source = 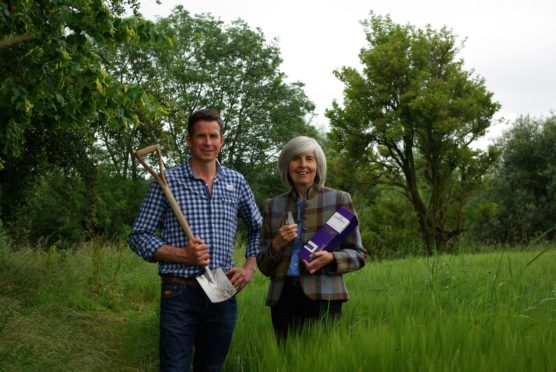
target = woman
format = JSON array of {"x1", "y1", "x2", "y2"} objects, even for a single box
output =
[{"x1": 257, "y1": 136, "x2": 367, "y2": 340}]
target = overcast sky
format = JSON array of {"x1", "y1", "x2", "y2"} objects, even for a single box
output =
[{"x1": 139, "y1": 0, "x2": 556, "y2": 144}]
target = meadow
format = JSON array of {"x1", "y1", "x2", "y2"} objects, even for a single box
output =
[{"x1": 1, "y1": 240, "x2": 555, "y2": 371}]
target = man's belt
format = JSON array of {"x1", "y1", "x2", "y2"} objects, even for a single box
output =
[{"x1": 161, "y1": 274, "x2": 200, "y2": 286}]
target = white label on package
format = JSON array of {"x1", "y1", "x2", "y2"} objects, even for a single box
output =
[
  {"x1": 327, "y1": 212, "x2": 350, "y2": 233},
  {"x1": 304, "y1": 240, "x2": 319, "y2": 253}
]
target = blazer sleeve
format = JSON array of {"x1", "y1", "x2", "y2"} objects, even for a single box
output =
[{"x1": 256, "y1": 198, "x2": 283, "y2": 277}]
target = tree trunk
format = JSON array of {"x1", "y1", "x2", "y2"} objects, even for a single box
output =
[{"x1": 401, "y1": 137, "x2": 436, "y2": 255}]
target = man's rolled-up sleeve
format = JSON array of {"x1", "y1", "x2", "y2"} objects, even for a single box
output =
[
  {"x1": 128, "y1": 181, "x2": 167, "y2": 262},
  {"x1": 238, "y1": 178, "x2": 262, "y2": 258}
]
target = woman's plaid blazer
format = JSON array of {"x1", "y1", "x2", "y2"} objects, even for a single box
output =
[{"x1": 257, "y1": 186, "x2": 367, "y2": 306}]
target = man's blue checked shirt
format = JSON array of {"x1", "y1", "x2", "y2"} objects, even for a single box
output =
[{"x1": 128, "y1": 159, "x2": 262, "y2": 277}]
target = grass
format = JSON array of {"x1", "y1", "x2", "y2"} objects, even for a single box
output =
[{"x1": 1, "y1": 240, "x2": 555, "y2": 371}]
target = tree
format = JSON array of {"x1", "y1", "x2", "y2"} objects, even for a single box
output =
[
  {"x1": 327, "y1": 14, "x2": 500, "y2": 254},
  {"x1": 96, "y1": 16, "x2": 172, "y2": 180},
  {"x1": 0, "y1": 0, "x2": 162, "y2": 239},
  {"x1": 99, "y1": 6, "x2": 318, "y2": 195},
  {"x1": 151, "y1": 7, "x2": 317, "y2": 176},
  {"x1": 325, "y1": 137, "x2": 422, "y2": 259},
  {"x1": 471, "y1": 114, "x2": 556, "y2": 243},
  {"x1": 0, "y1": 0, "x2": 161, "y2": 166}
]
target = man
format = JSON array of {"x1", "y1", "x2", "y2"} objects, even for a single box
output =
[{"x1": 128, "y1": 109, "x2": 262, "y2": 371}]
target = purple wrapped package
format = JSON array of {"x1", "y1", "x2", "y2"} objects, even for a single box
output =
[{"x1": 298, "y1": 207, "x2": 358, "y2": 262}]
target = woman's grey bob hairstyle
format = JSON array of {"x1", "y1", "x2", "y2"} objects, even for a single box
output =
[{"x1": 278, "y1": 136, "x2": 327, "y2": 189}]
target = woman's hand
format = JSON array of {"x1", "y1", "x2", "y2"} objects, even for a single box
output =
[
  {"x1": 271, "y1": 224, "x2": 297, "y2": 252},
  {"x1": 303, "y1": 251, "x2": 334, "y2": 274}
]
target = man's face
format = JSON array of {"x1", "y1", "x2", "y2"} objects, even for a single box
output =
[{"x1": 186, "y1": 120, "x2": 224, "y2": 162}]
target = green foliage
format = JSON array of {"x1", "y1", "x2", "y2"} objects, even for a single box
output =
[
  {"x1": 471, "y1": 114, "x2": 556, "y2": 243},
  {"x1": 25, "y1": 171, "x2": 88, "y2": 245},
  {"x1": 97, "y1": 15, "x2": 174, "y2": 181},
  {"x1": 1, "y1": 3, "x2": 317, "y2": 244},
  {"x1": 0, "y1": 219, "x2": 9, "y2": 251},
  {"x1": 355, "y1": 187, "x2": 424, "y2": 259},
  {"x1": 5, "y1": 167, "x2": 148, "y2": 247},
  {"x1": 325, "y1": 137, "x2": 422, "y2": 258},
  {"x1": 92, "y1": 5, "x2": 320, "y2": 217},
  {"x1": 94, "y1": 168, "x2": 149, "y2": 240},
  {"x1": 327, "y1": 13, "x2": 500, "y2": 254},
  {"x1": 121, "y1": 7, "x2": 317, "y2": 174},
  {"x1": 0, "y1": 0, "x2": 161, "y2": 167},
  {"x1": 0, "y1": 0, "x2": 165, "y2": 243}
]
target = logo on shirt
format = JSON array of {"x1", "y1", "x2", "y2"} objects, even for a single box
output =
[{"x1": 226, "y1": 184, "x2": 234, "y2": 192}]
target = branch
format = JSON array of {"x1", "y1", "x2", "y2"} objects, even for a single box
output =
[
  {"x1": 361, "y1": 161, "x2": 408, "y2": 191},
  {"x1": 382, "y1": 137, "x2": 405, "y2": 169},
  {"x1": 0, "y1": 33, "x2": 35, "y2": 50}
]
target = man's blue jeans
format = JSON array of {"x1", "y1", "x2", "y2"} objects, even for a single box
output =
[{"x1": 159, "y1": 281, "x2": 237, "y2": 372}]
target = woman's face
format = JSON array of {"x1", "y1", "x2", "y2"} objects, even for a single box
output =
[{"x1": 288, "y1": 153, "x2": 317, "y2": 191}]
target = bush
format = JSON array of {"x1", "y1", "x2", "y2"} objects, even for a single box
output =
[
  {"x1": 470, "y1": 114, "x2": 556, "y2": 243},
  {"x1": 354, "y1": 188, "x2": 424, "y2": 259}
]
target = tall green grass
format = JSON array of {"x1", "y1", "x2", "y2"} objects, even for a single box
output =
[
  {"x1": 228, "y1": 248, "x2": 556, "y2": 371},
  {"x1": 0, "y1": 240, "x2": 160, "y2": 371},
  {"x1": 1, "y1": 241, "x2": 555, "y2": 371}
]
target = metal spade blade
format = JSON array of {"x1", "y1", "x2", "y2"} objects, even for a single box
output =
[{"x1": 196, "y1": 266, "x2": 237, "y2": 303}]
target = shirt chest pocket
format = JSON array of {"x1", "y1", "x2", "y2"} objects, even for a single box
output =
[{"x1": 216, "y1": 194, "x2": 239, "y2": 223}]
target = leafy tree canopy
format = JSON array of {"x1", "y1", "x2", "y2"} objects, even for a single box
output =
[
  {"x1": 473, "y1": 114, "x2": 556, "y2": 243},
  {"x1": 327, "y1": 13, "x2": 500, "y2": 254},
  {"x1": 155, "y1": 7, "x2": 317, "y2": 173},
  {"x1": 101, "y1": 6, "x2": 317, "y2": 185},
  {"x1": 0, "y1": 0, "x2": 163, "y2": 169},
  {"x1": 0, "y1": 0, "x2": 165, "y2": 239},
  {"x1": 1, "y1": 3, "x2": 318, "y2": 245}
]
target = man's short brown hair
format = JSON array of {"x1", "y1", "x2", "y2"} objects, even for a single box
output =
[{"x1": 187, "y1": 109, "x2": 224, "y2": 136}]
